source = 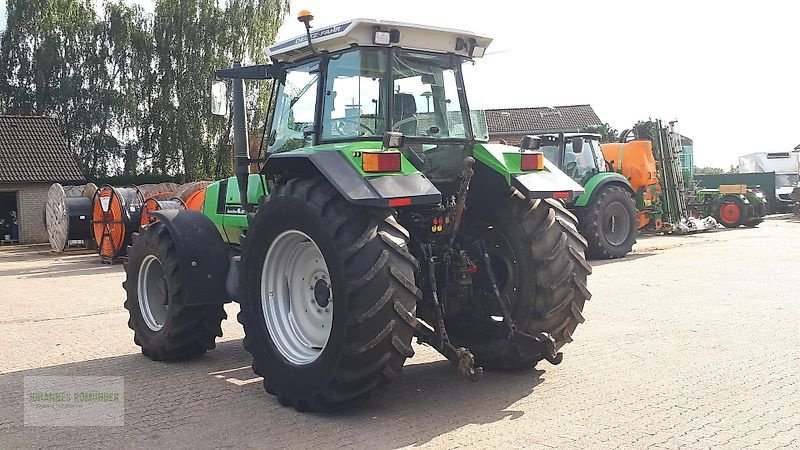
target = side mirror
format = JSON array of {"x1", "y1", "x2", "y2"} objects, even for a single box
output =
[
  {"x1": 211, "y1": 81, "x2": 228, "y2": 116},
  {"x1": 519, "y1": 135, "x2": 541, "y2": 151},
  {"x1": 382, "y1": 131, "x2": 405, "y2": 149},
  {"x1": 571, "y1": 137, "x2": 584, "y2": 153}
]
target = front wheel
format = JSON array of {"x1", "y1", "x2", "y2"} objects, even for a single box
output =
[{"x1": 238, "y1": 178, "x2": 420, "y2": 412}]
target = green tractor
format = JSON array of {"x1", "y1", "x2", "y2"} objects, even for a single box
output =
[
  {"x1": 692, "y1": 185, "x2": 767, "y2": 228},
  {"x1": 535, "y1": 133, "x2": 638, "y2": 259},
  {"x1": 123, "y1": 15, "x2": 591, "y2": 412}
]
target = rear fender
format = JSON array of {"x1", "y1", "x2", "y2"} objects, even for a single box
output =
[
  {"x1": 263, "y1": 151, "x2": 441, "y2": 207},
  {"x1": 573, "y1": 173, "x2": 635, "y2": 207},
  {"x1": 473, "y1": 143, "x2": 585, "y2": 200},
  {"x1": 150, "y1": 209, "x2": 232, "y2": 305}
]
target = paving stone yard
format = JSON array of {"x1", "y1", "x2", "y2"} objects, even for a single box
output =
[{"x1": 0, "y1": 215, "x2": 798, "y2": 448}]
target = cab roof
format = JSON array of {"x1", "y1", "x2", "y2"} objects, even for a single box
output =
[
  {"x1": 268, "y1": 18, "x2": 492, "y2": 63},
  {"x1": 536, "y1": 132, "x2": 602, "y2": 140}
]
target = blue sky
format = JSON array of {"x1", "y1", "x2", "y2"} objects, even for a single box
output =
[{"x1": 3, "y1": 0, "x2": 799, "y2": 167}]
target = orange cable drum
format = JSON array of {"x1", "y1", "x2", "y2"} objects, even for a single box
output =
[
  {"x1": 92, "y1": 186, "x2": 145, "y2": 259},
  {"x1": 140, "y1": 198, "x2": 184, "y2": 228},
  {"x1": 172, "y1": 181, "x2": 210, "y2": 212}
]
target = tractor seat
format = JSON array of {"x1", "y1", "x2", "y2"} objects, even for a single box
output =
[{"x1": 393, "y1": 93, "x2": 418, "y2": 136}]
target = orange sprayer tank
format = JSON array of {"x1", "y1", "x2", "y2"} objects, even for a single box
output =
[{"x1": 600, "y1": 140, "x2": 658, "y2": 192}]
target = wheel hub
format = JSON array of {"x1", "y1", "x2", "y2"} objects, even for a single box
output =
[
  {"x1": 137, "y1": 254, "x2": 169, "y2": 332},
  {"x1": 261, "y1": 230, "x2": 333, "y2": 365},
  {"x1": 313, "y1": 278, "x2": 331, "y2": 308},
  {"x1": 720, "y1": 203, "x2": 740, "y2": 224},
  {"x1": 602, "y1": 202, "x2": 631, "y2": 246}
]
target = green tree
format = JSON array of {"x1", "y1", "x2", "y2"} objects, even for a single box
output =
[
  {"x1": 694, "y1": 166, "x2": 725, "y2": 175},
  {"x1": 0, "y1": 0, "x2": 289, "y2": 180},
  {"x1": 583, "y1": 122, "x2": 619, "y2": 143}
]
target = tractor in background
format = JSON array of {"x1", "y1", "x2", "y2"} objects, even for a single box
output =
[
  {"x1": 123, "y1": 14, "x2": 591, "y2": 412},
  {"x1": 536, "y1": 133, "x2": 638, "y2": 260}
]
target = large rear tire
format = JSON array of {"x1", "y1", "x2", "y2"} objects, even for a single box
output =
[
  {"x1": 239, "y1": 178, "x2": 420, "y2": 412},
  {"x1": 579, "y1": 185, "x2": 638, "y2": 260},
  {"x1": 447, "y1": 192, "x2": 592, "y2": 370},
  {"x1": 123, "y1": 224, "x2": 226, "y2": 360},
  {"x1": 717, "y1": 197, "x2": 745, "y2": 228}
]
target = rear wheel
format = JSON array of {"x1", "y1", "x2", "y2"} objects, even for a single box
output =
[
  {"x1": 718, "y1": 197, "x2": 744, "y2": 228},
  {"x1": 123, "y1": 224, "x2": 226, "y2": 360},
  {"x1": 447, "y1": 192, "x2": 592, "y2": 370},
  {"x1": 239, "y1": 178, "x2": 419, "y2": 412},
  {"x1": 579, "y1": 185, "x2": 638, "y2": 259}
]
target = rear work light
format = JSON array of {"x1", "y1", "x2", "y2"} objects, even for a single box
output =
[
  {"x1": 520, "y1": 152, "x2": 544, "y2": 171},
  {"x1": 362, "y1": 152, "x2": 402, "y2": 173}
]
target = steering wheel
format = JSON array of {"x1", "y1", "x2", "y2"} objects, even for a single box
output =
[
  {"x1": 332, "y1": 118, "x2": 375, "y2": 136},
  {"x1": 564, "y1": 161, "x2": 578, "y2": 178},
  {"x1": 391, "y1": 116, "x2": 417, "y2": 132}
]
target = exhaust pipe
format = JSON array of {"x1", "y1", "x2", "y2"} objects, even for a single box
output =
[{"x1": 231, "y1": 62, "x2": 251, "y2": 213}]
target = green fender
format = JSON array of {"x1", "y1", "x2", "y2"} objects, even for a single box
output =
[
  {"x1": 473, "y1": 143, "x2": 585, "y2": 199},
  {"x1": 573, "y1": 172, "x2": 634, "y2": 207}
]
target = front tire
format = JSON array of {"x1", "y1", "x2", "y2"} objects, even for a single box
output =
[
  {"x1": 448, "y1": 192, "x2": 592, "y2": 370},
  {"x1": 579, "y1": 185, "x2": 638, "y2": 259},
  {"x1": 123, "y1": 224, "x2": 226, "y2": 360},
  {"x1": 239, "y1": 178, "x2": 420, "y2": 412}
]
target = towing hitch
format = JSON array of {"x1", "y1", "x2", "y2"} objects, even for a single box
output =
[{"x1": 510, "y1": 330, "x2": 563, "y2": 365}]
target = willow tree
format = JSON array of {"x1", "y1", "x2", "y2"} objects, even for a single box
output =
[
  {"x1": 0, "y1": 0, "x2": 289, "y2": 180},
  {"x1": 152, "y1": 0, "x2": 289, "y2": 180}
]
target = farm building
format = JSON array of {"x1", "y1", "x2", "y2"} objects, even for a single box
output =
[
  {"x1": 484, "y1": 104, "x2": 602, "y2": 145},
  {"x1": 0, "y1": 116, "x2": 85, "y2": 244}
]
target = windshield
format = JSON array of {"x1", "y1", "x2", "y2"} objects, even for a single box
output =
[
  {"x1": 537, "y1": 136, "x2": 600, "y2": 183},
  {"x1": 391, "y1": 51, "x2": 469, "y2": 139},
  {"x1": 776, "y1": 173, "x2": 799, "y2": 187}
]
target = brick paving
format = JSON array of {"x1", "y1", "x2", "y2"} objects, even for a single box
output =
[{"x1": 0, "y1": 216, "x2": 798, "y2": 448}]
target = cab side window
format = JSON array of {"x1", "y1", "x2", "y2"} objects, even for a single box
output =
[{"x1": 269, "y1": 61, "x2": 319, "y2": 153}]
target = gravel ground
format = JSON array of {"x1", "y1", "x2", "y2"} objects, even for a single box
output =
[{"x1": 0, "y1": 215, "x2": 798, "y2": 449}]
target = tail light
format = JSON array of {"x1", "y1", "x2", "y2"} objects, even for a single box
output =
[
  {"x1": 520, "y1": 152, "x2": 544, "y2": 171},
  {"x1": 362, "y1": 152, "x2": 402, "y2": 173},
  {"x1": 553, "y1": 191, "x2": 570, "y2": 199}
]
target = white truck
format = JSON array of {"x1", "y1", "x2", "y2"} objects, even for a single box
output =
[{"x1": 738, "y1": 151, "x2": 800, "y2": 211}]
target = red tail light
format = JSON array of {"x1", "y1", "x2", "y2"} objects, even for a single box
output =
[
  {"x1": 362, "y1": 152, "x2": 402, "y2": 173},
  {"x1": 520, "y1": 152, "x2": 544, "y2": 171},
  {"x1": 553, "y1": 191, "x2": 570, "y2": 199}
]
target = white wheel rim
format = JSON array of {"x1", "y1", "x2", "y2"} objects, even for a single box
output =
[
  {"x1": 138, "y1": 254, "x2": 169, "y2": 332},
  {"x1": 261, "y1": 230, "x2": 333, "y2": 365}
]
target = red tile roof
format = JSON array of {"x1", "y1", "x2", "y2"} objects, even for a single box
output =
[
  {"x1": 485, "y1": 105, "x2": 602, "y2": 134},
  {"x1": 0, "y1": 116, "x2": 85, "y2": 183}
]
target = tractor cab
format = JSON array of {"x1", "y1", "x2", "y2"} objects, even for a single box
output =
[
  {"x1": 215, "y1": 18, "x2": 493, "y2": 185},
  {"x1": 213, "y1": 17, "x2": 583, "y2": 202},
  {"x1": 536, "y1": 132, "x2": 606, "y2": 185}
]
